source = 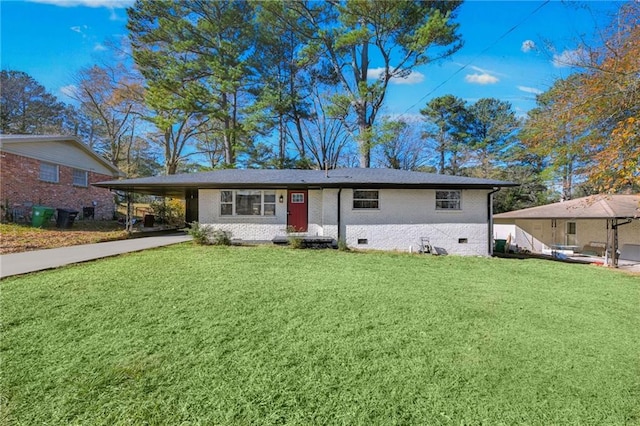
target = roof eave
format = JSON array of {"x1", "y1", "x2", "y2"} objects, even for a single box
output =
[{"x1": 93, "y1": 181, "x2": 518, "y2": 196}]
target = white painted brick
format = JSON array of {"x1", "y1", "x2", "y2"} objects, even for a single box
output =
[{"x1": 198, "y1": 187, "x2": 493, "y2": 255}]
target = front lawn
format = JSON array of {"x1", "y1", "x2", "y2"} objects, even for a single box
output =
[{"x1": 2, "y1": 246, "x2": 639, "y2": 425}]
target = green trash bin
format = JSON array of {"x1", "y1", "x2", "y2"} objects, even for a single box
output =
[
  {"x1": 32, "y1": 206, "x2": 55, "y2": 228},
  {"x1": 494, "y1": 239, "x2": 507, "y2": 253}
]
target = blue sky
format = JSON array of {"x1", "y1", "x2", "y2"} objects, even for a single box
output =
[{"x1": 0, "y1": 0, "x2": 624, "y2": 118}]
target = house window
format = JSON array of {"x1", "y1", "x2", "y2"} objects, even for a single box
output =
[
  {"x1": 436, "y1": 190, "x2": 461, "y2": 210},
  {"x1": 72, "y1": 169, "x2": 88, "y2": 187},
  {"x1": 39, "y1": 162, "x2": 59, "y2": 183},
  {"x1": 353, "y1": 190, "x2": 379, "y2": 209},
  {"x1": 220, "y1": 190, "x2": 276, "y2": 216},
  {"x1": 263, "y1": 192, "x2": 276, "y2": 216}
]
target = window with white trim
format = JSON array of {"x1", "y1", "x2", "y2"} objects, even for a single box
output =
[
  {"x1": 436, "y1": 190, "x2": 461, "y2": 210},
  {"x1": 353, "y1": 190, "x2": 379, "y2": 209},
  {"x1": 220, "y1": 190, "x2": 233, "y2": 215},
  {"x1": 72, "y1": 169, "x2": 88, "y2": 187},
  {"x1": 39, "y1": 162, "x2": 59, "y2": 183},
  {"x1": 220, "y1": 190, "x2": 276, "y2": 216}
]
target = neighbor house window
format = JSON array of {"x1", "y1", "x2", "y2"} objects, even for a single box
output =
[
  {"x1": 436, "y1": 190, "x2": 461, "y2": 210},
  {"x1": 72, "y1": 169, "x2": 88, "y2": 187},
  {"x1": 353, "y1": 190, "x2": 379, "y2": 209},
  {"x1": 39, "y1": 162, "x2": 59, "y2": 183},
  {"x1": 220, "y1": 190, "x2": 276, "y2": 216}
]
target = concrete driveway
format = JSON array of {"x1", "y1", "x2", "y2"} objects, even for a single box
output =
[{"x1": 0, "y1": 233, "x2": 192, "y2": 278}]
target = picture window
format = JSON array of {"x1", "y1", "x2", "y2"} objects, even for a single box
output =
[{"x1": 220, "y1": 190, "x2": 276, "y2": 216}]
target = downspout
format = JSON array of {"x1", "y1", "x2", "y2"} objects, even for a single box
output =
[
  {"x1": 487, "y1": 187, "x2": 500, "y2": 255},
  {"x1": 337, "y1": 188, "x2": 342, "y2": 243}
]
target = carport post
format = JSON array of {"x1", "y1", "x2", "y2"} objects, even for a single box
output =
[
  {"x1": 126, "y1": 192, "x2": 134, "y2": 234},
  {"x1": 610, "y1": 218, "x2": 634, "y2": 268}
]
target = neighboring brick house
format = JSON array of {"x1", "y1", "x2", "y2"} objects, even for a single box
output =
[
  {"x1": 1, "y1": 135, "x2": 124, "y2": 221},
  {"x1": 95, "y1": 168, "x2": 517, "y2": 255}
]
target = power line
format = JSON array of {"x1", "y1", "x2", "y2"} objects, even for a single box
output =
[{"x1": 399, "y1": 0, "x2": 551, "y2": 119}]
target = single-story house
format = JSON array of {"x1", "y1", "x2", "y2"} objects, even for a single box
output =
[
  {"x1": 95, "y1": 168, "x2": 517, "y2": 255},
  {"x1": 0, "y1": 134, "x2": 124, "y2": 221},
  {"x1": 494, "y1": 194, "x2": 640, "y2": 265}
]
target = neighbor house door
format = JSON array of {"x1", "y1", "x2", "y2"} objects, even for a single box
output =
[
  {"x1": 566, "y1": 221, "x2": 577, "y2": 246},
  {"x1": 287, "y1": 190, "x2": 308, "y2": 232}
]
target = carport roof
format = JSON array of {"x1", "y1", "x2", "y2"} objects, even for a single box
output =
[
  {"x1": 494, "y1": 194, "x2": 640, "y2": 220},
  {"x1": 93, "y1": 168, "x2": 518, "y2": 198}
]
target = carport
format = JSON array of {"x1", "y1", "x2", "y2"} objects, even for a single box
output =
[{"x1": 494, "y1": 194, "x2": 640, "y2": 267}]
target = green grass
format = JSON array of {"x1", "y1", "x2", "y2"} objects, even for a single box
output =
[{"x1": 2, "y1": 245, "x2": 639, "y2": 425}]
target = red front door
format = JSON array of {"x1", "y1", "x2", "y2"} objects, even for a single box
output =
[{"x1": 287, "y1": 190, "x2": 308, "y2": 232}]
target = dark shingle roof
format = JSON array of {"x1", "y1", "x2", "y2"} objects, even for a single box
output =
[{"x1": 94, "y1": 168, "x2": 518, "y2": 197}]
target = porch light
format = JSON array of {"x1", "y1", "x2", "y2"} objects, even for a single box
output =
[{"x1": 279, "y1": 195, "x2": 284, "y2": 203}]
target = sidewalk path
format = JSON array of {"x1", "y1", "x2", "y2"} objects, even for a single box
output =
[{"x1": 1, "y1": 233, "x2": 192, "y2": 278}]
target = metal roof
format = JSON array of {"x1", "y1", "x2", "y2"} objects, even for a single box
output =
[
  {"x1": 93, "y1": 168, "x2": 518, "y2": 197},
  {"x1": 494, "y1": 194, "x2": 640, "y2": 220}
]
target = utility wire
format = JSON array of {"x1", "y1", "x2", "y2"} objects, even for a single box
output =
[{"x1": 399, "y1": 0, "x2": 551, "y2": 119}]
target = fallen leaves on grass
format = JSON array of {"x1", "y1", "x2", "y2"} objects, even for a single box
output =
[{"x1": 0, "y1": 222, "x2": 129, "y2": 254}]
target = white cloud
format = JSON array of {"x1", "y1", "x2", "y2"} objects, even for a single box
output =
[
  {"x1": 552, "y1": 48, "x2": 584, "y2": 68},
  {"x1": 465, "y1": 73, "x2": 499, "y2": 85},
  {"x1": 367, "y1": 67, "x2": 425, "y2": 85},
  {"x1": 521, "y1": 40, "x2": 536, "y2": 53},
  {"x1": 60, "y1": 84, "x2": 78, "y2": 99},
  {"x1": 517, "y1": 85, "x2": 542, "y2": 95},
  {"x1": 29, "y1": 0, "x2": 133, "y2": 7},
  {"x1": 394, "y1": 70, "x2": 425, "y2": 85},
  {"x1": 93, "y1": 43, "x2": 107, "y2": 51},
  {"x1": 469, "y1": 65, "x2": 492, "y2": 74},
  {"x1": 70, "y1": 25, "x2": 87, "y2": 33}
]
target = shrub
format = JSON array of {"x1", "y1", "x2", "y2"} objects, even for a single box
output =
[
  {"x1": 150, "y1": 198, "x2": 185, "y2": 227},
  {"x1": 210, "y1": 229, "x2": 232, "y2": 246},
  {"x1": 286, "y1": 225, "x2": 305, "y2": 249},
  {"x1": 288, "y1": 236, "x2": 304, "y2": 249},
  {"x1": 187, "y1": 222, "x2": 212, "y2": 245},
  {"x1": 187, "y1": 222, "x2": 232, "y2": 246}
]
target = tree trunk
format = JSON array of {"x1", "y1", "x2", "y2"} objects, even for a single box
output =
[{"x1": 357, "y1": 104, "x2": 370, "y2": 168}]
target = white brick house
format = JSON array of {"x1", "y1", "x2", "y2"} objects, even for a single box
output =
[{"x1": 95, "y1": 168, "x2": 517, "y2": 256}]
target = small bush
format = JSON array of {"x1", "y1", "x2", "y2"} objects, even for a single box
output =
[
  {"x1": 210, "y1": 229, "x2": 232, "y2": 246},
  {"x1": 188, "y1": 223, "x2": 232, "y2": 246},
  {"x1": 187, "y1": 222, "x2": 212, "y2": 245},
  {"x1": 288, "y1": 236, "x2": 304, "y2": 249}
]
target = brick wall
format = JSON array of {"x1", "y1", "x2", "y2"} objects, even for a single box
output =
[
  {"x1": 197, "y1": 187, "x2": 493, "y2": 255},
  {"x1": 1, "y1": 151, "x2": 116, "y2": 220}
]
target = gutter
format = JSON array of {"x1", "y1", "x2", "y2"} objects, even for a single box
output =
[{"x1": 487, "y1": 187, "x2": 501, "y2": 255}]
